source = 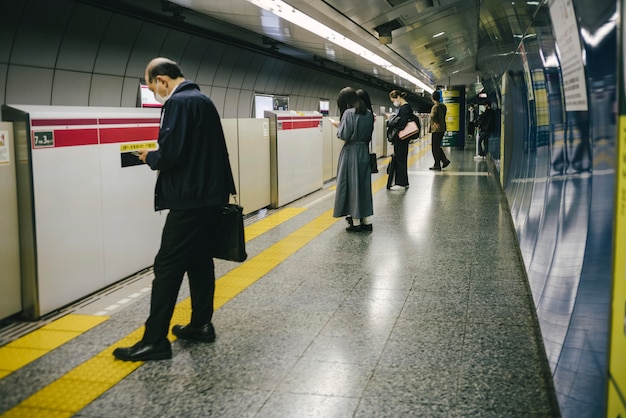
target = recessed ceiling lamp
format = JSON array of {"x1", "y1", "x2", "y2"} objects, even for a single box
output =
[
  {"x1": 245, "y1": 0, "x2": 434, "y2": 93},
  {"x1": 433, "y1": 31, "x2": 445, "y2": 38}
]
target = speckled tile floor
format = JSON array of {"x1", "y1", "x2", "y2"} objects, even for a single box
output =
[{"x1": 0, "y1": 140, "x2": 560, "y2": 417}]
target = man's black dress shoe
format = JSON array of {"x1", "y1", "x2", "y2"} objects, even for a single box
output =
[
  {"x1": 172, "y1": 323, "x2": 216, "y2": 343},
  {"x1": 442, "y1": 159, "x2": 451, "y2": 168},
  {"x1": 429, "y1": 166, "x2": 441, "y2": 171},
  {"x1": 113, "y1": 340, "x2": 172, "y2": 362}
]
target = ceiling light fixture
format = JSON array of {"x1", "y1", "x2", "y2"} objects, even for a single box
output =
[
  {"x1": 433, "y1": 31, "x2": 445, "y2": 38},
  {"x1": 245, "y1": 0, "x2": 434, "y2": 93}
]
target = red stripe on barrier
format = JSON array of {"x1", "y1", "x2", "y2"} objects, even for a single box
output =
[
  {"x1": 278, "y1": 120, "x2": 321, "y2": 130},
  {"x1": 98, "y1": 118, "x2": 160, "y2": 125},
  {"x1": 32, "y1": 118, "x2": 98, "y2": 127},
  {"x1": 53, "y1": 129, "x2": 99, "y2": 147},
  {"x1": 100, "y1": 127, "x2": 159, "y2": 144}
]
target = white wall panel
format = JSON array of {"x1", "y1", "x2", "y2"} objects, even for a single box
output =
[
  {"x1": 89, "y1": 74, "x2": 124, "y2": 106},
  {"x1": 10, "y1": 0, "x2": 67, "y2": 67},
  {"x1": 241, "y1": 55, "x2": 266, "y2": 90},
  {"x1": 254, "y1": 58, "x2": 278, "y2": 93},
  {"x1": 0, "y1": 1, "x2": 24, "y2": 62},
  {"x1": 265, "y1": 61, "x2": 286, "y2": 93},
  {"x1": 197, "y1": 42, "x2": 227, "y2": 85},
  {"x1": 238, "y1": 90, "x2": 254, "y2": 118},
  {"x1": 209, "y1": 86, "x2": 228, "y2": 117},
  {"x1": 224, "y1": 87, "x2": 241, "y2": 118},
  {"x1": 180, "y1": 36, "x2": 210, "y2": 80},
  {"x1": 159, "y1": 31, "x2": 192, "y2": 64},
  {"x1": 93, "y1": 15, "x2": 139, "y2": 76},
  {"x1": 0, "y1": 64, "x2": 7, "y2": 104},
  {"x1": 122, "y1": 76, "x2": 141, "y2": 107},
  {"x1": 228, "y1": 53, "x2": 249, "y2": 88},
  {"x1": 126, "y1": 23, "x2": 169, "y2": 77},
  {"x1": 6, "y1": 66, "x2": 54, "y2": 105},
  {"x1": 214, "y1": 49, "x2": 242, "y2": 88},
  {"x1": 56, "y1": 5, "x2": 108, "y2": 72},
  {"x1": 272, "y1": 62, "x2": 291, "y2": 94},
  {"x1": 52, "y1": 71, "x2": 91, "y2": 105}
]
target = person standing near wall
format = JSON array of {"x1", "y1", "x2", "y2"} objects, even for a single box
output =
[
  {"x1": 429, "y1": 90, "x2": 450, "y2": 170},
  {"x1": 330, "y1": 87, "x2": 374, "y2": 232},
  {"x1": 477, "y1": 102, "x2": 495, "y2": 157},
  {"x1": 468, "y1": 104, "x2": 476, "y2": 139},
  {"x1": 113, "y1": 57, "x2": 236, "y2": 361}
]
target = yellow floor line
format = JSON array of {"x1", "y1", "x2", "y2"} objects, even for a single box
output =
[
  {"x1": 2, "y1": 209, "x2": 338, "y2": 418},
  {"x1": 0, "y1": 315, "x2": 108, "y2": 380}
]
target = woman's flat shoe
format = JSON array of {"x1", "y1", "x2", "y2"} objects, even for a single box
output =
[{"x1": 346, "y1": 224, "x2": 372, "y2": 232}]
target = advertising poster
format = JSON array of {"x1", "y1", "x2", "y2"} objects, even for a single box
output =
[
  {"x1": 442, "y1": 87, "x2": 464, "y2": 147},
  {"x1": 607, "y1": 1, "x2": 626, "y2": 415},
  {"x1": 548, "y1": 0, "x2": 588, "y2": 111},
  {"x1": 0, "y1": 131, "x2": 9, "y2": 164}
]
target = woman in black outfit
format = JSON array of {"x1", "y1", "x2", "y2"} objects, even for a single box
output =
[{"x1": 386, "y1": 90, "x2": 415, "y2": 189}]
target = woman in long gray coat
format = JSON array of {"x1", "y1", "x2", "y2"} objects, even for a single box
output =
[{"x1": 331, "y1": 87, "x2": 374, "y2": 232}]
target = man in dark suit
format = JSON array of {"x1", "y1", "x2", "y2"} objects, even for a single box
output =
[{"x1": 114, "y1": 57, "x2": 236, "y2": 361}]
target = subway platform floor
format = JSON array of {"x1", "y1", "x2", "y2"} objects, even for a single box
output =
[{"x1": 0, "y1": 139, "x2": 560, "y2": 417}]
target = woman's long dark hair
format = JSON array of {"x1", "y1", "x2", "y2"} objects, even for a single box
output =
[
  {"x1": 356, "y1": 89, "x2": 373, "y2": 114},
  {"x1": 337, "y1": 87, "x2": 367, "y2": 118}
]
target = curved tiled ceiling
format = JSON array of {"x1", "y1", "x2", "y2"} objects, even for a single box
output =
[{"x1": 78, "y1": 0, "x2": 548, "y2": 97}]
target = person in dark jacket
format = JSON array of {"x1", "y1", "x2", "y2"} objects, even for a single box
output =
[
  {"x1": 113, "y1": 57, "x2": 236, "y2": 362},
  {"x1": 477, "y1": 102, "x2": 495, "y2": 157},
  {"x1": 386, "y1": 90, "x2": 418, "y2": 189},
  {"x1": 429, "y1": 90, "x2": 450, "y2": 170}
]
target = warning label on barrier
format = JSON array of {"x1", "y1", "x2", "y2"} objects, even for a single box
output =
[{"x1": 120, "y1": 142, "x2": 157, "y2": 168}]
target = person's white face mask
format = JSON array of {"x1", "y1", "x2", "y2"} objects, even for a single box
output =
[
  {"x1": 154, "y1": 79, "x2": 170, "y2": 105},
  {"x1": 392, "y1": 100, "x2": 400, "y2": 107}
]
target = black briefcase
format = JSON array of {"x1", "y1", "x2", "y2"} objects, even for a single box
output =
[
  {"x1": 370, "y1": 153, "x2": 379, "y2": 173},
  {"x1": 386, "y1": 154, "x2": 396, "y2": 189},
  {"x1": 212, "y1": 203, "x2": 247, "y2": 262}
]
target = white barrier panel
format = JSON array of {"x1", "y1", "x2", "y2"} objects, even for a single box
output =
[
  {"x1": 234, "y1": 118, "x2": 271, "y2": 214},
  {"x1": 265, "y1": 110, "x2": 323, "y2": 208},
  {"x1": 0, "y1": 122, "x2": 22, "y2": 320},
  {"x1": 2, "y1": 105, "x2": 164, "y2": 318}
]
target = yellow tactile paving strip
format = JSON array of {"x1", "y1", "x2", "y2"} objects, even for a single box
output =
[
  {"x1": 1, "y1": 207, "x2": 336, "y2": 417},
  {"x1": 1, "y1": 143, "x2": 431, "y2": 417},
  {"x1": 0, "y1": 315, "x2": 108, "y2": 378}
]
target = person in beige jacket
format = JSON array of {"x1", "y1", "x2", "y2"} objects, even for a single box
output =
[{"x1": 429, "y1": 90, "x2": 450, "y2": 170}]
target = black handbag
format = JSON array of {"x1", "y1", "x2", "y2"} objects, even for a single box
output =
[
  {"x1": 212, "y1": 200, "x2": 247, "y2": 262},
  {"x1": 370, "y1": 153, "x2": 378, "y2": 173}
]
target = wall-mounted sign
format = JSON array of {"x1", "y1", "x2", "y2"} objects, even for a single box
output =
[
  {"x1": 120, "y1": 142, "x2": 158, "y2": 167},
  {"x1": 33, "y1": 131, "x2": 54, "y2": 148},
  {"x1": 0, "y1": 130, "x2": 10, "y2": 164}
]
